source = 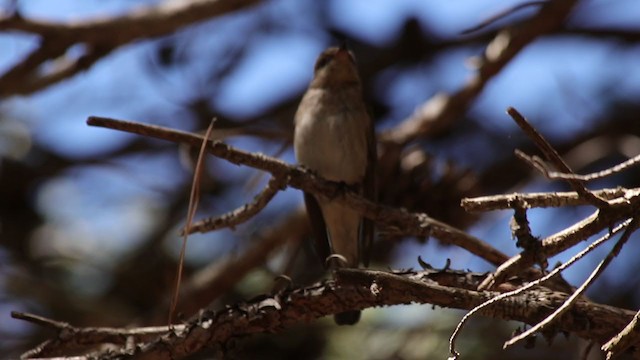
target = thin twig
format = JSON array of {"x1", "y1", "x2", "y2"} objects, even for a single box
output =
[
  {"x1": 11, "y1": 311, "x2": 71, "y2": 330},
  {"x1": 449, "y1": 218, "x2": 633, "y2": 358},
  {"x1": 12, "y1": 311, "x2": 185, "y2": 358},
  {"x1": 19, "y1": 44, "x2": 113, "y2": 95},
  {"x1": 507, "y1": 107, "x2": 609, "y2": 208},
  {"x1": 173, "y1": 210, "x2": 308, "y2": 317},
  {"x1": 461, "y1": 1, "x2": 547, "y2": 34},
  {"x1": 509, "y1": 197, "x2": 548, "y2": 269},
  {"x1": 185, "y1": 176, "x2": 285, "y2": 234},
  {"x1": 517, "y1": 150, "x2": 640, "y2": 182},
  {"x1": 477, "y1": 203, "x2": 639, "y2": 290},
  {"x1": 504, "y1": 217, "x2": 639, "y2": 348}
]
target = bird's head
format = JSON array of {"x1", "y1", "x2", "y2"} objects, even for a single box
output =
[{"x1": 310, "y1": 45, "x2": 361, "y2": 88}]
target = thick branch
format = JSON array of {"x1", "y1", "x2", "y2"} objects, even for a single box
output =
[
  {"x1": 19, "y1": 268, "x2": 635, "y2": 359},
  {"x1": 134, "y1": 269, "x2": 636, "y2": 359}
]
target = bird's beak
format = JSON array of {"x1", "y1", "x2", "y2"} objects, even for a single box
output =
[{"x1": 336, "y1": 42, "x2": 351, "y2": 61}]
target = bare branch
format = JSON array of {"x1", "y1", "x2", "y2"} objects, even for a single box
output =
[
  {"x1": 603, "y1": 310, "x2": 640, "y2": 359},
  {"x1": 507, "y1": 107, "x2": 609, "y2": 208},
  {"x1": 11, "y1": 311, "x2": 183, "y2": 358},
  {"x1": 517, "y1": 150, "x2": 640, "y2": 182},
  {"x1": 17, "y1": 268, "x2": 636, "y2": 359},
  {"x1": 461, "y1": 1, "x2": 547, "y2": 35},
  {"x1": 174, "y1": 210, "x2": 309, "y2": 317},
  {"x1": 474, "y1": 108, "x2": 640, "y2": 290},
  {"x1": 462, "y1": 187, "x2": 638, "y2": 212},
  {"x1": 185, "y1": 176, "x2": 286, "y2": 234},
  {"x1": 170, "y1": 120, "x2": 216, "y2": 323},
  {"x1": 86, "y1": 116, "x2": 509, "y2": 267},
  {"x1": 449, "y1": 217, "x2": 633, "y2": 358},
  {"x1": 11, "y1": 311, "x2": 71, "y2": 331},
  {"x1": 504, "y1": 217, "x2": 639, "y2": 348},
  {"x1": 478, "y1": 198, "x2": 639, "y2": 290},
  {"x1": 0, "y1": 0, "x2": 262, "y2": 38}
]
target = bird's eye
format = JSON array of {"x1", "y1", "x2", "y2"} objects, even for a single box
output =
[{"x1": 314, "y1": 53, "x2": 332, "y2": 72}]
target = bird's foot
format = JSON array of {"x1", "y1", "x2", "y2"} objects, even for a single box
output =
[
  {"x1": 271, "y1": 274, "x2": 293, "y2": 294},
  {"x1": 329, "y1": 181, "x2": 360, "y2": 199},
  {"x1": 325, "y1": 254, "x2": 348, "y2": 270}
]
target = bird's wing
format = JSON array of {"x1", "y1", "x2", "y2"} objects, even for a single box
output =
[
  {"x1": 304, "y1": 192, "x2": 331, "y2": 266},
  {"x1": 360, "y1": 117, "x2": 377, "y2": 268}
]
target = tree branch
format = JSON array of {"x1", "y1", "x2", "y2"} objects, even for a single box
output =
[
  {"x1": 381, "y1": 0, "x2": 580, "y2": 144},
  {"x1": 462, "y1": 188, "x2": 639, "y2": 212},
  {"x1": 507, "y1": 107, "x2": 609, "y2": 208},
  {"x1": 173, "y1": 210, "x2": 309, "y2": 317},
  {"x1": 16, "y1": 268, "x2": 636, "y2": 359},
  {"x1": 86, "y1": 116, "x2": 508, "y2": 268},
  {"x1": 0, "y1": 0, "x2": 262, "y2": 96},
  {"x1": 185, "y1": 176, "x2": 286, "y2": 234}
]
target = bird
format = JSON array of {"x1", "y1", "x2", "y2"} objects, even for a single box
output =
[{"x1": 293, "y1": 44, "x2": 376, "y2": 325}]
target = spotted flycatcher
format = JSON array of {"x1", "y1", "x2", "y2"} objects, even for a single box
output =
[{"x1": 294, "y1": 45, "x2": 376, "y2": 325}]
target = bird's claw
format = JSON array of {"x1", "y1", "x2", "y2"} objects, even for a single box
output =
[
  {"x1": 271, "y1": 274, "x2": 293, "y2": 294},
  {"x1": 325, "y1": 254, "x2": 348, "y2": 270}
]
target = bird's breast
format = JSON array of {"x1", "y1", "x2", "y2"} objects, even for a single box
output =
[{"x1": 294, "y1": 88, "x2": 369, "y2": 184}]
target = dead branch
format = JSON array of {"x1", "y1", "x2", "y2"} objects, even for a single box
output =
[
  {"x1": 477, "y1": 198, "x2": 640, "y2": 291},
  {"x1": 86, "y1": 116, "x2": 508, "y2": 268},
  {"x1": 507, "y1": 107, "x2": 609, "y2": 208},
  {"x1": 173, "y1": 209, "x2": 309, "y2": 317},
  {"x1": 462, "y1": 188, "x2": 637, "y2": 212},
  {"x1": 516, "y1": 150, "x2": 640, "y2": 182},
  {"x1": 449, "y1": 218, "x2": 633, "y2": 358},
  {"x1": 478, "y1": 204, "x2": 638, "y2": 290},
  {"x1": 16, "y1": 268, "x2": 636, "y2": 359},
  {"x1": 12, "y1": 311, "x2": 182, "y2": 358},
  {"x1": 76, "y1": 112, "x2": 640, "y2": 359},
  {"x1": 503, "y1": 217, "x2": 638, "y2": 348},
  {"x1": 185, "y1": 176, "x2": 286, "y2": 234},
  {"x1": 476, "y1": 109, "x2": 640, "y2": 290},
  {"x1": 603, "y1": 310, "x2": 640, "y2": 359},
  {"x1": 461, "y1": 1, "x2": 547, "y2": 35}
]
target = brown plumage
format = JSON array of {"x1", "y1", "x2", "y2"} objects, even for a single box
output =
[{"x1": 294, "y1": 45, "x2": 376, "y2": 325}]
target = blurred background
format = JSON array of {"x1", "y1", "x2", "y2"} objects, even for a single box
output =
[{"x1": 2, "y1": 0, "x2": 640, "y2": 358}]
